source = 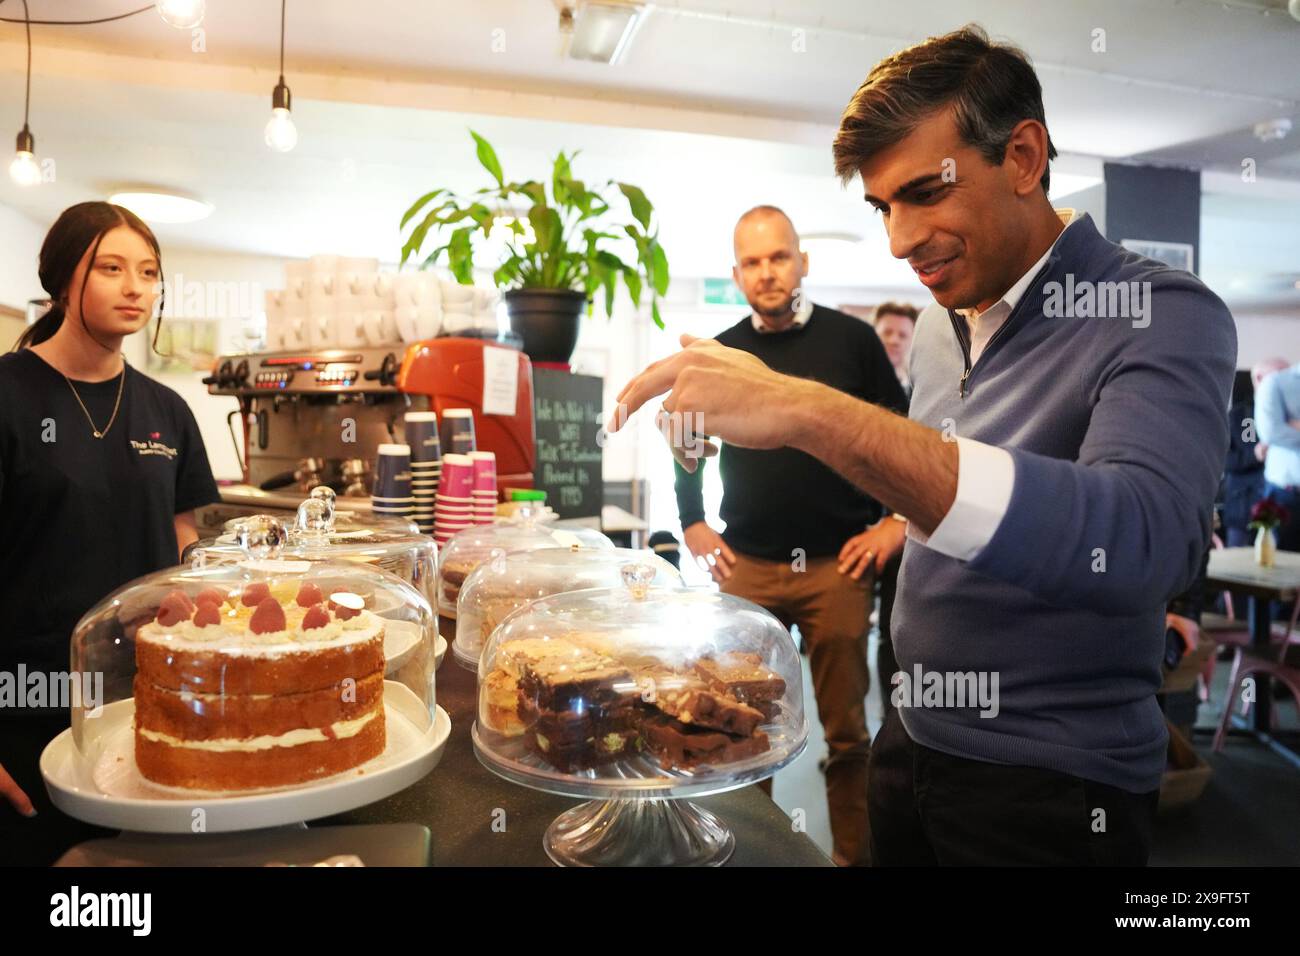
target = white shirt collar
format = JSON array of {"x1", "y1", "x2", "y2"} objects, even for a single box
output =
[
  {"x1": 960, "y1": 208, "x2": 1079, "y2": 321},
  {"x1": 751, "y1": 294, "x2": 814, "y2": 333}
]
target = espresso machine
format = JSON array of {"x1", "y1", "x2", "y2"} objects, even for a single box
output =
[{"x1": 204, "y1": 339, "x2": 536, "y2": 529}]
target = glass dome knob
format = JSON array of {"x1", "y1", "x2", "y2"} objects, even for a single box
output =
[
  {"x1": 620, "y1": 561, "x2": 658, "y2": 599},
  {"x1": 233, "y1": 515, "x2": 286, "y2": 559},
  {"x1": 308, "y1": 485, "x2": 337, "y2": 528},
  {"x1": 295, "y1": 498, "x2": 331, "y2": 542}
]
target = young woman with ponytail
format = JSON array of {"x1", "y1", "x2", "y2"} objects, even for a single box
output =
[{"x1": 0, "y1": 202, "x2": 219, "y2": 862}]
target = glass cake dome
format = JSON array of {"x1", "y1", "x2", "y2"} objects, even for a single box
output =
[
  {"x1": 57, "y1": 520, "x2": 439, "y2": 816},
  {"x1": 454, "y1": 547, "x2": 682, "y2": 671},
  {"x1": 471, "y1": 566, "x2": 807, "y2": 866},
  {"x1": 187, "y1": 488, "x2": 438, "y2": 606},
  {"x1": 436, "y1": 506, "x2": 613, "y2": 619}
]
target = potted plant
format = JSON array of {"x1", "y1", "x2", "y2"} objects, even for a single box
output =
[
  {"x1": 1248, "y1": 496, "x2": 1289, "y2": 567},
  {"x1": 399, "y1": 130, "x2": 669, "y2": 364}
]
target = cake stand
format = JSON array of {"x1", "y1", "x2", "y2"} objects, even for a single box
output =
[
  {"x1": 472, "y1": 712, "x2": 806, "y2": 867},
  {"x1": 41, "y1": 682, "x2": 449, "y2": 834}
]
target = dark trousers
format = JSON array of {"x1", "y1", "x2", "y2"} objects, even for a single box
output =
[{"x1": 868, "y1": 711, "x2": 1159, "y2": 866}]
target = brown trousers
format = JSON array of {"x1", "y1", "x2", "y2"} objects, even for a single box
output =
[{"x1": 721, "y1": 550, "x2": 873, "y2": 866}]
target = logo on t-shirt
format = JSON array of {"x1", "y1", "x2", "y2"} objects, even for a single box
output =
[{"x1": 131, "y1": 432, "x2": 178, "y2": 460}]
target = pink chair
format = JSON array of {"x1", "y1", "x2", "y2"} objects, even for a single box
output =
[
  {"x1": 1210, "y1": 534, "x2": 1300, "y2": 750},
  {"x1": 1200, "y1": 534, "x2": 1300, "y2": 702},
  {"x1": 1213, "y1": 648, "x2": 1300, "y2": 751}
]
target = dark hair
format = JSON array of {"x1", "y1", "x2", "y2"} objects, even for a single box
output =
[
  {"x1": 13, "y1": 201, "x2": 166, "y2": 353},
  {"x1": 871, "y1": 301, "x2": 919, "y2": 325},
  {"x1": 832, "y1": 24, "x2": 1057, "y2": 192}
]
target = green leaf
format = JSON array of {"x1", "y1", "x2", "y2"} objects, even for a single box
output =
[
  {"x1": 421, "y1": 243, "x2": 449, "y2": 269},
  {"x1": 617, "y1": 183, "x2": 652, "y2": 230},
  {"x1": 470, "y1": 129, "x2": 504, "y2": 187},
  {"x1": 553, "y1": 152, "x2": 572, "y2": 205},
  {"x1": 595, "y1": 250, "x2": 629, "y2": 273},
  {"x1": 602, "y1": 268, "x2": 617, "y2": 316},
  {"x1": 447, "y1": 226, "x2": 475, "y2": 284},
  {"x1": 400, "y1": 207, "x2": 445, "y2": 267},
  {"x1": 650, "y1": 242, "x2": 669, "y2": 295},
  {"x1": 623, "y1": 268, "x2": 643, "y2": 307},
  {"x1": 469, "y1": 202, "x2": 495, "y2": 237},
  {"x1": 651, "y1": 300, "x2": 664, "y2": 329},
  {"x1": 528, "y1": 206, "x2": 562, "y2": 255},
  {"x1": 400, "y1": 189, "x2": 445, "y2": 230},
  {"x1": 517, "y1": 180, "x2": 547, "y2": 208}
]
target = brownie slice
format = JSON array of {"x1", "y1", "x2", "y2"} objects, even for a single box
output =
[
  {"x1": 514, "y1": 647, "x2": 636, "y2": 712},
  {"x1": 692, "y1": 652, "x2": 786, "y2": 719},
  {"x1": 642, "y1": 713, "x2": 770, "y2": 770},
  {"x1": 522, "y1": 699, "x2": 642, "y2": 772},
  {"x1": 652, "y1": 683, "x2": 766, "y2": 736}
]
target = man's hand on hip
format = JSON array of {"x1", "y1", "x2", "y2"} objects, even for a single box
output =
[
  {"x1": 683, "y1": 521, "x2": 736, "y2": 583},
  {"x1": 838, "y1": 517, "x2": 907, "y2": 581}
]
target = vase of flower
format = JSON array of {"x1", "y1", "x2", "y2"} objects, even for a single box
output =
[{"x1": 1248, "y1": 497, "x2": 1289, "y2": 568}]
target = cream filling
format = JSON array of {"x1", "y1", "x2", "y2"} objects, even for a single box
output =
[
  {"x1": 138, "y1": 709, "x2": 378, "y2": 753},
  {"x1": 137, "y1": 609, "x2": 381, "y2": 656}
]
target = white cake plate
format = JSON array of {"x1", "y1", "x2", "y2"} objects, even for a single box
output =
[{"x1": 41, "y1": 682, "x2": 449, "y2": 834}]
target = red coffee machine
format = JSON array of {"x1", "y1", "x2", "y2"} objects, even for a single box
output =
[{"x1": 397, "y1": 337, "x2": 535, "y2": 496}]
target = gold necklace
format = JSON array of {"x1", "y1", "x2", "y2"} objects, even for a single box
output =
[{"x1": 62, "y1": 357, "x2": 127, "y2": 439}]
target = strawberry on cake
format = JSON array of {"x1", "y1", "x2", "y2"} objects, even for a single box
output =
[{"x1": 132, "y1": 580, "x2": 387, "y2": 791}]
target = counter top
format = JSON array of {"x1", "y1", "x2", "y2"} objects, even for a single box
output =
[{"x1": 312, "y1": 619, "x2": 832, "y2": 867}]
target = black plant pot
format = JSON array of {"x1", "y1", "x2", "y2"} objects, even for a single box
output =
[{"x1": 504, "y1": 288, "x2": 587, "y2": 365}]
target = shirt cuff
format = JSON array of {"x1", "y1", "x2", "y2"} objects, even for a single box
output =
[{"x1": 905, "y1": 437, "x2": 1015, "y2": 561}]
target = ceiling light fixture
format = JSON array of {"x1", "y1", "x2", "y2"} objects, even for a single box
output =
[
  {"x1": 9, "y1": 0, "x2": 40, "y2": 187},
  {"x1": 108, "y1": 188, "x2": 213, "y2": 224},
  {"x1": 567, "y1": 2, "x2": 646, "y2": 65},
  {"x1": 264, "y1": 0, "x2": 298, "y2": 152},
  {"x1": 156, "y1": 0, "x2": 205, "y2": 29}
]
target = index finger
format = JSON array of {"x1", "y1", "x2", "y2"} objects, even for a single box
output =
[{"x1": 607, "y1": 352, "x2": 690, "y2": 433}]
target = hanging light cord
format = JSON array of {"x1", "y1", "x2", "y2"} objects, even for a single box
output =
[
  {"x1": 20, "y1": 0, "x2": 29, "y2": 130},
  {"x1": 0, "y1": 3, "x2": 154, "y2": 25},
  {"x1": 279, "y1": 0, "x2": 286, "y2": 83}
]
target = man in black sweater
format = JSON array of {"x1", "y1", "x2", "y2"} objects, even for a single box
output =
[{"x1": 674, "y1": 205, "x2": 907, "y2": 865}]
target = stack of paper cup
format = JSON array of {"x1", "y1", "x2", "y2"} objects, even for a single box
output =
[
  {"x1": 372, "y1": 443, "x2": 413, "y2": 521},
  {"x1": 405, "y1": 412, "x2": 441, "y2": 535},
  {"x1": 439, "y1": 408, "x2": 477, "y2": 456},
  {"x1": 468, "y1": 451, "x2": 498, "y2": 524},
  {"x1": 435, "y1": 453, "x2": 475, "y2": 544}
]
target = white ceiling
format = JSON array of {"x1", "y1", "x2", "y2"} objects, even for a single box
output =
[{"x1": 0, "y1": 0, "x2": 1297, "y2": 297}]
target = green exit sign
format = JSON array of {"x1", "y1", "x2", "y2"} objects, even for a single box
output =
[{"x1": 702, "y1": 278, "x2": 748, "y2": 306}]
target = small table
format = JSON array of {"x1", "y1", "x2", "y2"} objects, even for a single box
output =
[{"x1": 1205, "y1": 547, "x2": 1300, "y2": 765}]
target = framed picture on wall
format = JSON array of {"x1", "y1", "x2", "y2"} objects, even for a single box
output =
[
  {"x1": 147, "y1": 318, "x2": 221, "y2": 373},
  {"x1": 1120, "y1": 238, "x2": 1195, "y2": 274}
]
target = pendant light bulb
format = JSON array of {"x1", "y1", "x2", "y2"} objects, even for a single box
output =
[
  {"x1": 9, "y1": 127, "x2": 39, "y2": 187},
  {"x1": 264, "y1": 81, "x2": 297, "y2": 152},
  {"x1": 156, "y1": 0, "x2": 206, "y2": 29}
]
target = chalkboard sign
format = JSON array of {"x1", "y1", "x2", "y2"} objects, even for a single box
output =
[{"x1": 533, "y1": 368, "x2": 604, "y2": 520}]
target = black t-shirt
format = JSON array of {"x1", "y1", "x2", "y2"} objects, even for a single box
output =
[
  {"x1": 0, "y1": 349, "x2": 220, "y2": 675},
  {"x1": 674, "y1": 305, "x2": 908, "y2": 561}
]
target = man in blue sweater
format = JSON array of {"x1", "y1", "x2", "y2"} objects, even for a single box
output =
[{"x1": 610, "y1": 25, "x2": 1236, "y2": 865}]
